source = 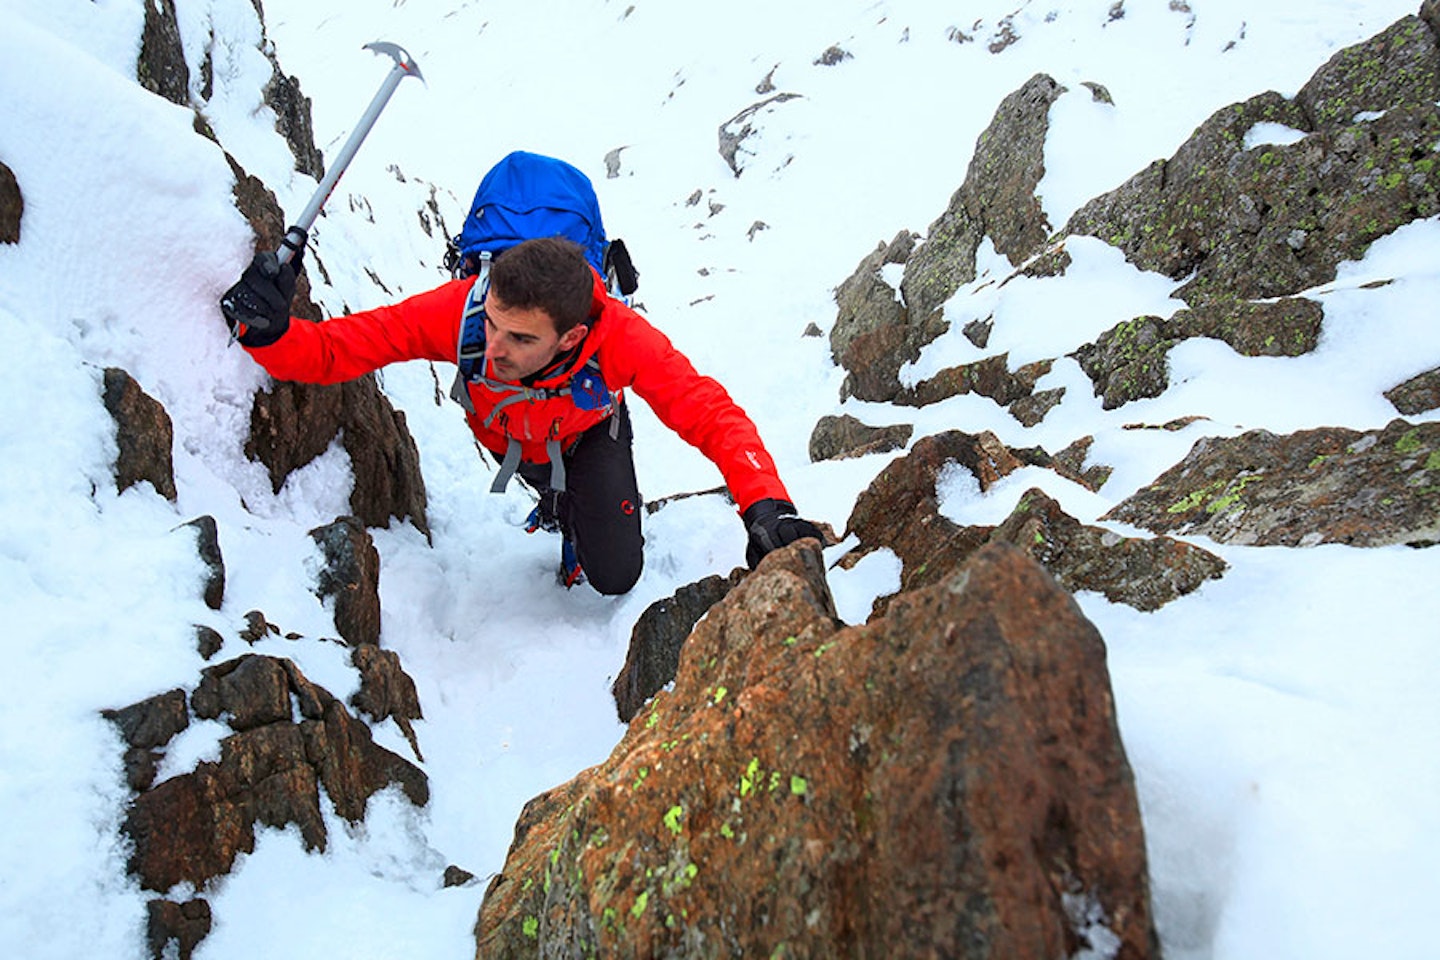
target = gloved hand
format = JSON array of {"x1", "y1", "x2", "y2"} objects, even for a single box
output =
[
  {"x1": 220, "y1": 231, "x2": 305, "y2": 347},
  {"x1": 743, "y1": 498, "x2": 825, "y2": 569}
]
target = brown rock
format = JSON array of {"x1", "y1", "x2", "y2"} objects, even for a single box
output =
[
  {"x1": 145, "y1": 898, "x2": 211, "y2": 960},
  {"x1": 309, "y1": 517, "x2": 382, "y2": 647},
  {"x1": 611, "y1": 569, "x2": 747, "y2": 723},
  {"x1": 137, "y1": 0, "x2": 189, "y2": 106},
  {"x1": 994, "y1": 488, "x2": 1227, "y2": 611},
  {"x1": 475, "y1": 541, "x2": 1158, "y2": 959},
  {"x1": 182, "y1": 515, "x2": 225, "y2": 611},
  {"x1": 121, "y1": 655, "x2": 428, "y2": 892},
  {"x1": 1386, "y1": 366, "x2": 1440, "y2": 415},
  {"x1": 807, "y1": 414, "x2": 913, "y2": 462},
  {"x1": 1105, "y1": 419, "x2": 1440, "y2": 546},
  {"x1": 102, "y1": 368, "x2": 177, "y2": 501},
  {"x1": 351, "y1": 643, "x2": 424, "y2": 760},
  {"x1": 0, "y1": 161, "x2": 21, "y2": 245}
]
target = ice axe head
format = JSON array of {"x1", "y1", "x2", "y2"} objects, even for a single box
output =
[{"x1": 364, "y1": 41, "x2": 425, "y2": 83}]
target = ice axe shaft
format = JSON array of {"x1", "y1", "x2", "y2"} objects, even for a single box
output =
[{"x1": 277, "y1": 41, "x2": 423, "y2": 264}]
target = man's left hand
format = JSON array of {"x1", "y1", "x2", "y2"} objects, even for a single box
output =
[{"x1": 743, "y1": 498, "x2": 825, "y2": 568}]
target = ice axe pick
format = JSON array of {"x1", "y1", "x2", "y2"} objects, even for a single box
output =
[{"x1": 276, "y1": 41, "x2": 424, "y2": 265}]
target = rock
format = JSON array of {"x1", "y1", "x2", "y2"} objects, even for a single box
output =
[
  {"x1": 844, "y1": 430, "x2": 1027, "y2": 594},
  {"x1": 103, "y1": 688, "x2": 190, "y2": 792},
  {"x1": 1067, "y1": 18, "x2": 1440, "y2": 306},
  {"x1": 0, "y1": 160, "x2": 22, "y2": 244},
  {"x1": 718, "y1": 93, "x2": 803, "y2": 177},
  {"x1": 843, "y1": 430, "x2": 1221, "y2": 615},
  {"x1": 828, "y1": 231, "x2": 916, "y2": 367},
  {"x1": 1071, "y1": 316, "x2": 1179, "y2": 410},
  {"x1": 807, "y1": 414, "x2": 913, "y2": 462},
  {"x1": 1053, "y1": 436, "x2": 1114, "y2": 492},
  {"x1": 993, "y1": 488, "x2": 1227, "y2": 611},
  {"x1": 309, "y1": 517, "x2": 382, "y2": 647},
  {"x1": 122, "y1": 655, "x2": 428, "y2": 892},
  {"x1": 1105, "y1": 419, "x2": 1440, "y2": 547},
  {"x1": 183, "y1": 516, "x2": 225, "y2": 611},
  {"x1": 137, "y1": 0, "x2": 189, "y2": 106},
  {"x1": 898, "y1": 353, "x2": 1054, "y2": 411},
  {"x1": 195, "y1": 624, "x2": 225, "y2": 660},
  {"x1": 145, "y1": 898, "x2": 211, "y2": 960},
  {"x1": 101, "y1": 368, "x2": 177, "y2": 501},
  {"x1": 350, "y1": 643, "x2": 424, "y2": 760},
  {"x1": 901, "y1": 73, "x2": 1066, "y2": 324},
  {"x1": 1385, "y1": 366, "x2": 1440, "y2": 415},
  {"x1": 474, "y1": 541, "x2": 1159, "y2": 959},
  {"x1": 1294, "y1": 14, "x2": 1440, "y2": 129},
  {"x1": 611, "y1": 569, "x2": 747, "y2": 723}
]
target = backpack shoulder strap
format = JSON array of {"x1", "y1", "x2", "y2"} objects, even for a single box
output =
[{"x1": 450, "y1": 255, "x2": 493, "y2": 413}]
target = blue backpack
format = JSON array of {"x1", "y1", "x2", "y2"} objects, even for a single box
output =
[
  {"x1": 444, "y1": 151, "x2": 638, "y2": 494},
  {"x1": 444, "y1": 150, "x2": 637, "y2": 295}
]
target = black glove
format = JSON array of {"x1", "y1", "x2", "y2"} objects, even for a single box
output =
[
  {"x1": 220, "y1": 232, "x2": 305, "y2": 347},
  {"x1": 743, "y1": 498, "x2": 824, "y2": 569}
]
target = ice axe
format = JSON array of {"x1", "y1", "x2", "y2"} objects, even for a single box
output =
[{"x1": 276, "y1": 41, "x2": 424, "y2": 264}]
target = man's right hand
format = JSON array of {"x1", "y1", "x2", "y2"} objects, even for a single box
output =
[{"x1": 220, "y1": 249, "x2": 301, "y2": 347}]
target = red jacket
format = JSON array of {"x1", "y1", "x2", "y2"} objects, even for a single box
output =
[{"x1": 245, "y1": 272, "x2": 791, "y2": 512}]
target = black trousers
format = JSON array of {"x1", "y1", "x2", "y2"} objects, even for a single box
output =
[{"x1": 512, "y1": 401, "x2": 645, "y2": 595}]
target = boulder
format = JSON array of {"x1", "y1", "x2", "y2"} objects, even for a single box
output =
[
  {"x1": 101, "y1": 368, "x2": 176, "y2": 501},
  {"x1": 145, "y1": 898, "x2": 211, "y2": 960},
  {"x1": 475, "y1": 541, "x2": 1159, "y2": 959},
  {"x1": 1105, "y1": 419, "x2": 1440, "y2": 547},
  {"x1": 901, "y1": 73, "x2": 1066, "y2": 324}
]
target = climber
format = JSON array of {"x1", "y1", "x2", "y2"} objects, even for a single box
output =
[{"x1": 218, "y1": 233, "x2": 823, "y2": 595}]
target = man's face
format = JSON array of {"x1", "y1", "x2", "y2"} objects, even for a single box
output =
[{"x1": 483, "y1": 290, "x2": 588, "y2": 381}]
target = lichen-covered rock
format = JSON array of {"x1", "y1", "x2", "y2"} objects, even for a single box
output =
[
  {"x1": 474, "y1": 541, "x2": 1159, "y2": 960},
  {"x1": 1385, "y1": 366, "x2": 1440, "y2": 415},
  {"x1": 901, "y1": 73, "x2": 1065, "y2": 324},
  {"x1": 1066, "y1": 16, "x2": 1440, "y2": 306},
  {"x1": 1105, "y1": 419, "x2": 1440, "y2": 547},
  {"x1": 993, "y1": 488, "x2": 1227, "y2": 611}
]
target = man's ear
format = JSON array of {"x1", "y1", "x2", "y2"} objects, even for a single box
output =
[{"x1": 558, "y1": 323, "x2": 589, "y2": 352}]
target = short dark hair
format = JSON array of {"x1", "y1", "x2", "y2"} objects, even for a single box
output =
[{"x1": 489, "y1": 237, "x2": 595, "y2": 333}]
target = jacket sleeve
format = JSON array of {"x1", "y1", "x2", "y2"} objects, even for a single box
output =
[
  {"x1": 243, "y1": 279, "x2": 473, "y2": 384},
  {"x1": 602, "y1": 304, "x2": 792, "y2": 513}
]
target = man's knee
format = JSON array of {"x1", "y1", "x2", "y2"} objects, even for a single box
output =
[{"x1": 585, "y1": 554, "x2": 643, "y2": 596}]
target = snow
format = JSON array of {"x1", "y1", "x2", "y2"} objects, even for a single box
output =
[{"x1": 0, "y1": 0, "x2": 1437, "y2": 958}]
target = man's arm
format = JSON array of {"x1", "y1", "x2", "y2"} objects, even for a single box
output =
[{"x1": 241, "y1": 279, "x2": 473, "y2": 384}]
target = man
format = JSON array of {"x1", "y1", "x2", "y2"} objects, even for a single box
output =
[{"x1": 220, "y1": 233, "x2": 822, "y2": 595}]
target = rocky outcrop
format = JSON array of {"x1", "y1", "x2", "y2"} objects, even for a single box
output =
[
  {"x1": 102, "y1": 368, "x2": 177, "y2": 502},
  {"x1": 183, "y1": 515, "x2": 225, "y2": 611},
  {"x1": 832, "y1": 74, "x2": 1065, "y2": 403},
  {"x1": 901, "y1": 73, "x2": 1066, "y2": 324},
  {"x1": 841, "y1": 431, "x2": 1224, "y2": 616},
  {"x1": 116, "y1": 653, "x2": 428, "y2": 895},
  {"x1": 1105, "y1": 419, "x2": 1440, "y2": 547},
  {"x1": 475, "y1": 540, "x2": 1159, "y2": 959},
  {"x1": 0, "y1": 160, "x2": 22, "y2": 244}
]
